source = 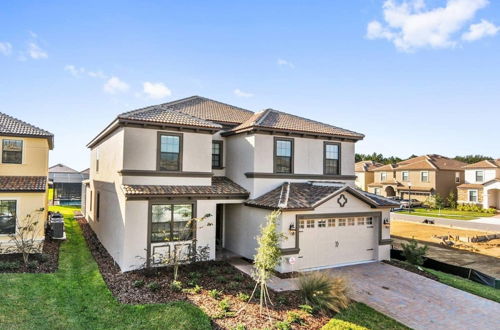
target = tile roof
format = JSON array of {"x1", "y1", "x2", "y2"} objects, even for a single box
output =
[
  {"x1": 119, "y1": 96, "x2": 253, "y2": 127},
  {"x1": 457, "y1": 183, "x2": 484, "y2": 189},
  {"x1": 0, "y1": 113, "x2": 54, "y2": 148},
  {"x1": 373, "y1": 155, "x2": 466, "y2": 171},
  {"x1": 122, "y1": 176, "x2": 249, "y2": 198},
  {"x1": 372, "y1": 164, "x2": 397, "y2": 172},
  {"x1": 49, "y1": 164, "x2": 79, "y2": 174},
  {"x1": 463, "y1": 159, "x2": 500, "y2": 169},
  {"x1": 0, "y1": 176, "x2": 47, "y2": 192},
  {"x1": 397, "y1": 185, "x2": 434, "y2": 192},
  {"x1": 355, "y1": 161, "x2": 383, "y2": 172},
  {"x1": 245, "y1": 182, "x2": 398, "y2": 210},
  {"x1": 227, "y1": 109, "x2": 365, "y2": 140}
]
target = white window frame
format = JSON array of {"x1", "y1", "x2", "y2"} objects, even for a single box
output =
[
  {"x1": 475, "y1": 171, "x2": 484, "y2": 183},
  {"x1": 299, "y1": 219, "x2": 305, "y2": 229},
  {"x1": 357, "y1": 217, "x2": 365, "y2": 225},
  {"x1": 468, "y1": 189, "x2": 478, "y2": 203},
  {"x1": 366, "y1": 217, "x2": 373, "y2": 225},
  {"x1": 0, "y1": 197, "x2": 19, "y2": 236},
  {"x1": 318, "y1": 219, "x2": 326, "y2": 228},
  {"x1": 347, "y1": 218, "x2": 355, "y2": 226},
  {"x1": 420, "y1": 171, "x2": 429, "y2": 183},
  {"x1": 1, "y1": 139, "x2": 24, "y2": 165},
  {"x1": 338, "y1": 218, "x2": 346, "y2": 226},
  {"x1": 380, "y1": 172, "x2": 387, "y2": 181},
  {"x1": 402, "y1": 171, "x2": 409, "y2": 182},
  {"x1": 327, "y1": 218, "x2": 336, "y2": 227},
  {"x1": 306, "y1": 219, "x2": 315, "y2": 228}
]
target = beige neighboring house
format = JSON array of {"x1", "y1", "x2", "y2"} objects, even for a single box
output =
[
  {"x1": 0, "y1": 113, "x2": 53, "y2": 252},
  {"x1": 83, "y1": 96, "x2": 397, "y2": 273},
  {"x1": 355, "y1": 160, "x2": 383, "y2": 191},
  {"x1": 457, "y1": 159, "x2": 500, "y2": 209},
  {"x1": 367, "y1": 155, "x2": 466, "y2": 202}
]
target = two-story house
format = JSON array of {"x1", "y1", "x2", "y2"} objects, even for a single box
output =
[
  {"x1": 354, "y1": 160, "x2": 383, "y2": 191},
  {"x1": 367, "y1": 155, "x2": 466, "y2": 201},
  {"x1": 83, "y1": 96, "x2": 397, "y2": 273},
  {"x1": 0, "y1": 113, "x2": 53, "y2": 252},
  {"x1": 457, "y1": 160, "x2": 500, "y2": 209}
]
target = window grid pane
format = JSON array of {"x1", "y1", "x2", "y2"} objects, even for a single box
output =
[
  {"x1": 159, "y1": 135, "x2": 180, "y2": 171},
  {"x1": 2, "y1": 139, "x2": 23, "y2": 164},
  {"x1": 0, "y1": 200, "x2": 16, "y2": 235}
]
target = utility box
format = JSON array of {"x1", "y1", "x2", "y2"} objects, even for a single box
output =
[{"x1": 49, "y1": 212, "x2": 65, "y2": 239}]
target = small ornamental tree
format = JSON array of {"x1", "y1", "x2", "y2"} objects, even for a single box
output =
[
  {"x1": 401, "y1": 239, "x2": 428, "y2": 266},
  {"x1": 247, "y1": 210, "x2": 285, "y2": 315},
  {"x1": 7, "y1": 209, "x2": 44, "y2": 266},
  {"x1": 447, "y1": 191, "x2": 457, "y2": 209}
]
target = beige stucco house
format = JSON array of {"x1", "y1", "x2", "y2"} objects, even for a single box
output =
[
  {"x1": 83, "y1": 96, "x2": 397, "y2": 272},
  {"x1": 354, "y1": 160, "x2": 383, "y2": 191},
  {"x1": 367, "y1": 155, "x2": 466, "y2": 202},
  {"x1": 457, "y1": 159, "x2": 500, "y2": 209},
  {"x1": 0, "y1": 113, "x2": 53, "y2": 252}
]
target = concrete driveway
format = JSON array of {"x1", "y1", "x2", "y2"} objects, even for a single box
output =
[{"x1": 326, "y1": 262, "x2": 500, "y2": 330}]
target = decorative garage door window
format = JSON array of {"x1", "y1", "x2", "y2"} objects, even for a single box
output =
[
  {"x1": 151, "y1": 204, "x2": 193, "y2": 242},
  {"x1": 300, "y1": 216, "x2": 375, "y2": 229},
  {"x1": 327, "y1": 219, "x2": 335, "y2": 227},
  {"x1": 0, "y1": 200, "x2": 16, "y2": 235}
]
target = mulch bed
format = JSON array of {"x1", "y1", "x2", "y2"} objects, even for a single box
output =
[
  {"x1": 77, "y1": 217, "x2": 331, "y2": 329},
  {"x1": 0, "y1": 234, "x2": 61, "y2": 273},
  {"x1": 384, "y1": 260, "x2": 439, "y2": 281}
]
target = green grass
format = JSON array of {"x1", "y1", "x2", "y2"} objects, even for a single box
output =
[
  {"x1": 425, "y1": 268, "x2": 500, "y2": 303},
  {"x1": 48, "y1": 188, "x2": 54, "y2": 202},
  {"x1": 333, "y1": 302, "x2": 409, "y2": 330},
  {"x1": 0, "y1": 206, "x2": 211, "y2": 330},
  {"x1": 395, "y1": 208, "x2": 495, "y2": 220}
]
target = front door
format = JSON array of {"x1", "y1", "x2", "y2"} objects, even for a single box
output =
[{"x1": 215, "y1": 204, "x2": 224, "y2": 249}]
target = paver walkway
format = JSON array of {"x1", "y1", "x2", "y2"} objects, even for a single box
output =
[{"x1": 326, "y1": 262, "x2": 500, "y2": 330}]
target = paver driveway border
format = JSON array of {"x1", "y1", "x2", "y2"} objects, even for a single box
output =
[{"x1": 325, "y1": 262, "x2": 500, "y2": 330}]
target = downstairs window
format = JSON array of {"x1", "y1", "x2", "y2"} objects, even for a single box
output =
[
  {"x1": 0, "y1": 200, "x2": 16, "y2": 235},
  {"x1": 151, "y1": 204, "x2": 194, "y2": 243}
]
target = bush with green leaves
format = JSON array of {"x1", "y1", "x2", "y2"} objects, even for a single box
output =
[
  {"x1": 286, "y1": 311, "x2": 305, "y2": 325},
  {"x1": 209, "y1": 289, "x2": 222, "y2": 299},
  {"x1": 447, "y1": 192, "x2": 457, "y2": 209},
  {"x1": 132, "y1": 280, "x2": 145, "y2": 288},
  {"x1": 299, "y1": 304, "x2": 314, "y2": 315},
  {"x1": 232, "y1": 324, "x2": 246, "y2": 330},
  {"x1": 401, "y1": 239, "x2": 428, "y2": 266},
  {"x1": 170, "y1": 280, "x2": 182, "y2": 292},
  {"x1": 219, "y1": 298, "x2": 231, "y2": 313},
  {"x1": 147, "y1": 281, "x2": 160, "y2": 292},
  {"x1": 298, "y1": 272, "x2": 350, "y2": 314},
  {"x1": 322, "y1": 319, "x2": 368, "y2": 330},
  {"x1": 274, "y1": 321, "x2": 292, "y2": 330},
  {"x1": 0, "y1": 261, "x2": 20, "y2": 271},
  {"x1": 237, "y1": 292, "x2": 250, "y2": 302}
]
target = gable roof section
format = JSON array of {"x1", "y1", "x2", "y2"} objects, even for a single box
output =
[
  {"x1": 355, "y1": 161, "x2": 383, "y2": 172},
  {"x1": 463, "y1": 159, "x2": 500, "y2": 169},
  {"x1": 245, "y1": 182, "x2": 398, "y2": 210},
  {"x1": 373, "y1": 155, "x2": 466, "y2": 172},
  {"x1": 0, "y1": 112, "x2": 54, "y2": 149},
  {"x1": 49, "y1": 163, "x2": 79, "y2": 173},
  {"x1": 224, "y1": 109, "x2": 364, "y2": 140}
]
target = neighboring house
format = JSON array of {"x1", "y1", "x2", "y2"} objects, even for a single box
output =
[
  {"x1": 49, "y1": 164, "x2": 89, "y2": 206},
  {"x1": 0, "y1": 113, "x2": 53, "y2": 252},
  {"x1": 354, "y1": 160, "x2": 383, "y2": 191},
  {"x1": 83, "y1": 96, "x2": 397, "y2": 273},
  {"x1": 367, "y1": 155, "x2": 466, "y2": 201},
  {"x1": 457, "y1": 159, "x2": 500, "y2": 209}
]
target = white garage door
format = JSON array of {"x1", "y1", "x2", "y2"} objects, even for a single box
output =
[{"x1": 297, "y1": 215, "x2": 378, "y2": 270}]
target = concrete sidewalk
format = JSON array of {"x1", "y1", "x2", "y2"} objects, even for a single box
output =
[{"x1": 391, "y1": 213, "x2": 500, "y2": 232}]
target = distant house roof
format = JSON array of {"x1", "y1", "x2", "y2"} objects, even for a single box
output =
[
  {"x1": 463, "y1": 159, "x2": 500, "y2": 169},
  {"x1": 49, "y1": 164, "x2": 88, "y2": 183},
  {"x1": 0, "y1": 176, "x2": 47, "y2": 192},
  {"x1": 225, "y1": 109, "x2": 364, "y2": 140},
  {"x1": 355, "y1": 161, "x2": 383, "y2": 172},
  {"x1": 122, "y1": 176, "x2": 249, "y2": 199},
  {"x1": 80, "y1": 168, "x2": 90, "y2": 174},
  {"x1": 245, "y1": 182, "x2": 398, "y2": 210},
  {"x1": 0, "y1": 112, "x2": 54, "y2": 149},
  {"x1": 49, "y1": 164, "x2": 79, "y2": 173},
  {"x1": 373, "y1": 155, "x2": 466, "y2": 172}
]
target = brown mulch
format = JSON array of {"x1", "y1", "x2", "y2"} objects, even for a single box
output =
[
  {"x1": 384, "y1": 259, "x2": 439, "y2": 281},
  {"x1": 0, "y1": 234, "x2": 61, "y2": 273},
  {"x1": 77, "y1": 217, "x2": 331, "y2": 329}
]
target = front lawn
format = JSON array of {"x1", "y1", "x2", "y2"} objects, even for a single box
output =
[
  {"x1": 395, "y1": 208, "x2": 495, "y2": 220},
  {"x1": 0, "y1": 207, "x2": 211, "y2": 329},
  {"x1": 425, "y1": 268, "x2": 500, "y2": 303},
  {"x1": 332, "y1": 302, "x2": 409, "y2": 330}
]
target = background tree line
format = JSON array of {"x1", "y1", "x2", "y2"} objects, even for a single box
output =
[{"x1": 355, "y1": 153, "x2": 494, "y2": 165}]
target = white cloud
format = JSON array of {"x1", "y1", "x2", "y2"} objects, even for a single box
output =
[
  {"x1": 277, "y1": 58, "x2": 295, "y2": 69},
  {"x1": 0, "y1": 42, "x2": 12, "y2": 56},
  {"x1": 64, "y1": 65, "x2": 108, "y2": 80},
  {"x1": 462, "y1": 19, "x2": 500, "y2": 41},
  {"x1": 87, "y1": 71, "x2": 107, "y2": 79},
  {"x1": 366, "y1": 0, "x2": 494, "y2": 51},
  {"x1": 233, "y1": 89, "x2": 254, "y2": 98},
  {"x1": 64, "y1": 65, "x2": 84, "y2": 77},
  {"x1": 27, "y1": 42, "x2": 48, "y2": 59},
  {"x1": 103, "y1": 76, "x2": 129, "y2": 94},
  {"x1": 142, "y1": 82, "x2": 172, "y2": 99}
]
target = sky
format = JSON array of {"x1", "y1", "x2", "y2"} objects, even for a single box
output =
[{"x1": 0, "y1": 0, "x2": 499, "y2": 170}]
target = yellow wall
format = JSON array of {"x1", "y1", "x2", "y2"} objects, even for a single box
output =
[
  {"x1": 0, "y1": 135, "x2": 50, "y2": 176},
  {"x1": 0, "y1": 192, "x2": 47, "y2": 243}
]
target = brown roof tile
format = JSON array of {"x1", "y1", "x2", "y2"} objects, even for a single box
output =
[
  {"x1": 398, "y1": 185, "x2": 434, "y2": 192},
  {"x1": 122, "y1": 176, "x2": 248, "y2": 198},
  {"x1": 457, "y1": 183, "x2": 484, "y2": 189},
  {"x1": 228, "y1": 109, "x2": 364, "y2": 139},
  {"x1": 355, "y1": 161, "x2": 383, "y2": 172},
  {"x1": 245, "y1": 182, "x2": 398, "y2": 210},
  {"x1": 463, "y1": 159, "x2": 500, "y2": 169},
  {"x1": 374, "y1": 155, "x2": 466, "y2": 171},
  {"x1": 0, "y1": 176, "x2": 47, "y2": 192},
  {"x1": 0, "y1": 113, "x2": 54, "y2": 149}
]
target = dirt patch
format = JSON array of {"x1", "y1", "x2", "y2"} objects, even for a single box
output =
[
  {"x1": 391, "y1": 221, "x2": 500, "y2": 258},
  {"x1": 77, "y1": 218, "x2": 331, "y2": 329},
  {"x1": 0, "y1": 234, "x2": 61, "y2": 273}
]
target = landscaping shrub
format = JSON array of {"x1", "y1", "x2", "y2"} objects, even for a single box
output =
[
  {"x1": 132, "y1": 280, "x2": 145, "y2": 288},
  {"x1": 232, "y1": 324, "x2": 246, "y2": 330},
  {"x1": 27, "y1": 260, "x2": 39, "y2": 269},
  {"x1": 237, "y1": 292, "x2": 250, "y2": 302},
  {"x1": 170, "y1": 280, "x2": 182, "y2": 292},
  {"x1": 219, "y1": 298, "x2": 231, "y2": 313},
  {"x1": 401, "y1": 239, "x2": 428, "y2": 266},
  {"x1": 274, "y1": 321, "x2": 292, "y2": 330},
  {"x1": 215, "y1": 275, "x2": 229, "y2": 283},
  {"x1": 298, "y1": 272, "x2": 350, "y2": 314},
  {"x1": 35, "y1": 253, "x2": 50, "y2": 263},
  {"x1": 209, "y1": 289, "x2": 222, "y2": 299},
  {"x1": 321, "y1": 319, "x2": 368, "y2": 330},
  {"x1": 0, "y1": 261, "x2": 20, "y2": 271},
  {"x1": 226, "y1": 281, "x2": 239, "y2": 290},
  {"x1": 286, "y1": 311, "x2": 305, "y2": 325},
  {"x1": 232, "y1": 273, "x2": 245, "y2": 282},
  {"x1": 299, "y1": 304, "x2": 314, "y2": 315},
  {"x1": 147, "y1": 281, "x2": 160, "y2": 292}
]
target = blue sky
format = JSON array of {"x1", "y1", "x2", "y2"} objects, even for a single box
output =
[{"x1": 1, "y1": 0, "x2": 499, "y2": 170}]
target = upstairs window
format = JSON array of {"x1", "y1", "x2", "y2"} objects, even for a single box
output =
[
  {"x1": 151, "y1": 204, "x2": 193, "y2": 243},
  {"x1": 212, "y1": 141, "x2": 223, "y2": 169},
  {"x1": 421, "y1": 171, "x2": 429, "y2": 182},
  {"x1": 274, "y1": 138, "x2": 293, "y2": 173},
  {"x1": 455, "y1": 172, "x2": 461, "y2": 183},
  {"x1": 475, "y1": 171, "x2": 484, "y2": 183},
  {"x1": 2, "y1": 139, "x2": 22, "y2": 164},
  {"x1": 380, "y1": 172, "x2": 387, "y2": 181},
  {"x1": 0, "y1": 200, "x2": 16, "y2": 235},
  {"x1": 158, "y1": 134, "x2": 182, "y2": 171},
  {"x1": 402, "y1": 171, "x2": 409, "y2": 182},
  {"x1": 324, "y1": 143, "x2": 340, "y2": 175}
]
